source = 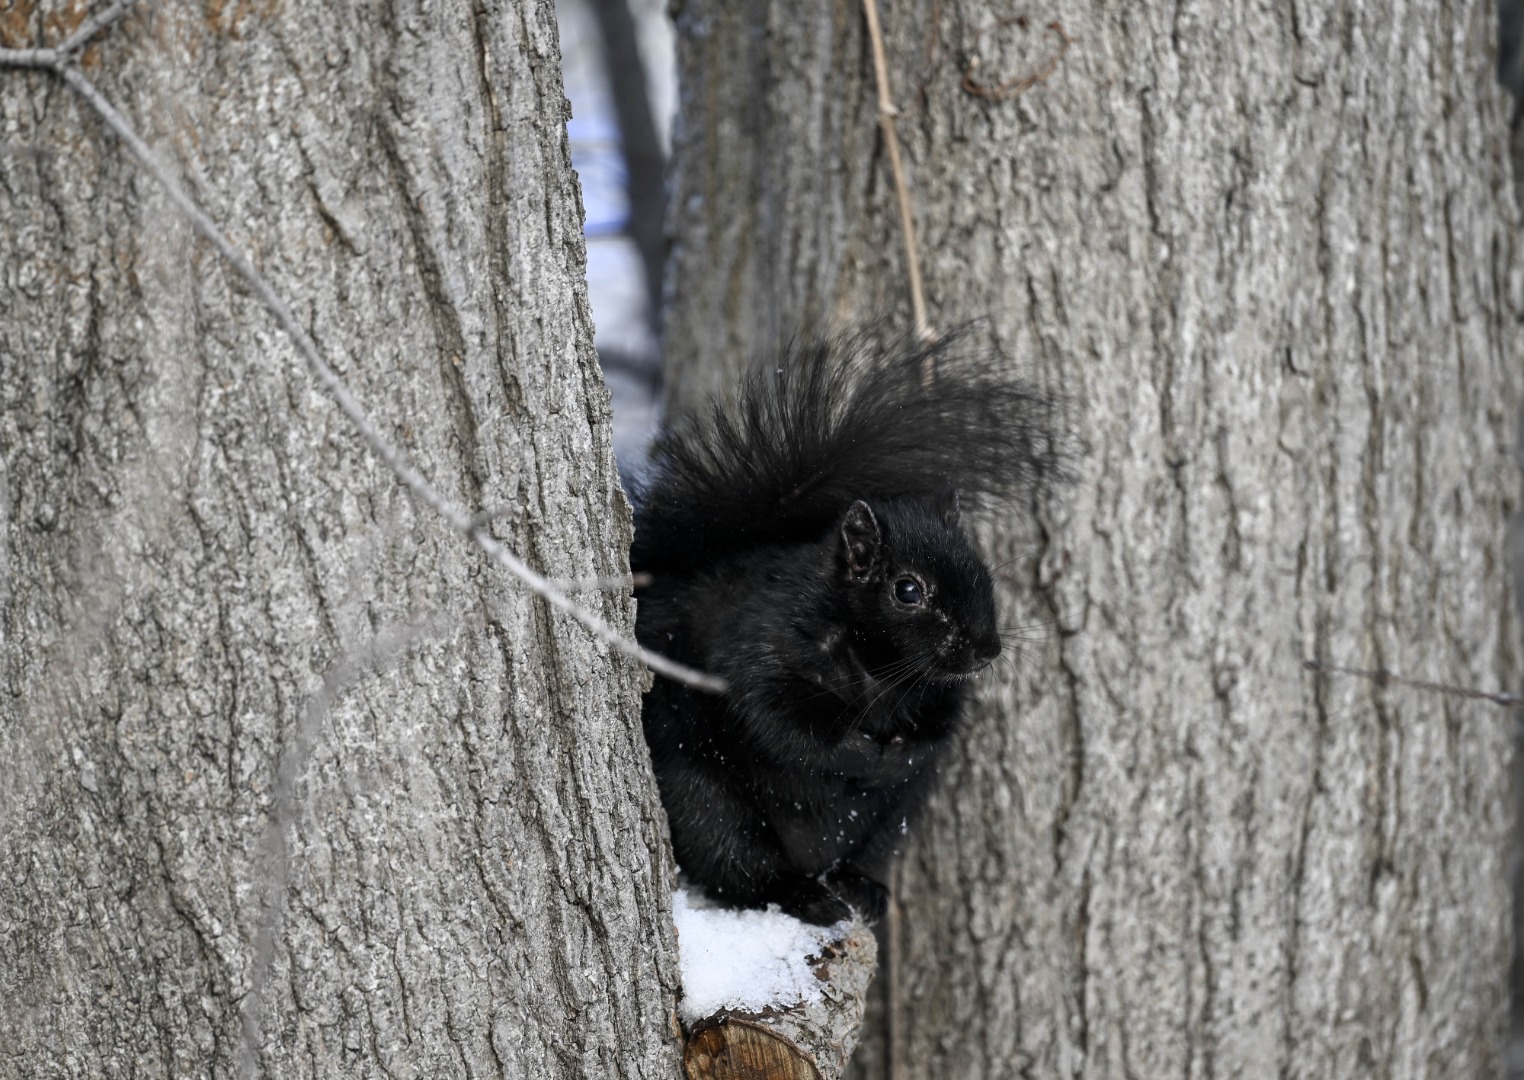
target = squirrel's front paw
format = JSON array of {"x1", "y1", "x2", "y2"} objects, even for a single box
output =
[
  {"x1": 781, "y1": 872, "x2": 887, "y2": 925},
  {"x1": 827, "y1": 870, "x2": 887, "y2": 922}
]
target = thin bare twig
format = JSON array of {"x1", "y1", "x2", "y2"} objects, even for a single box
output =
[
  {"x1": 0, "y1": 46, "x2": 59, "y2": 68},
  {"x1": 861, "y1": 0, "x2": 934, "y2": 348},
  {"x1": 1303, "y1": 659, "x2": 1523, "y2": 709},
  {"x1": 960, "y1": 17, "x2": 1071, "y2": 102},
  {"x1": 0, "y1": 0, "x2": 136, "y2": 67},
  {"x1": 551, "y1": 571, "x2": 653, "y2": 591},
  {"x1": 0, "y1": 18, "x2": 727, "y2": 694},
  {"x1": 57, "y1": 0, "x2": 139, "y2": 55}
]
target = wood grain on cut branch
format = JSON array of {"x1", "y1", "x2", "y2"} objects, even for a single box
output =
[{"x1": 683, "y1": 922, "x2": 877, "y2": 1080}]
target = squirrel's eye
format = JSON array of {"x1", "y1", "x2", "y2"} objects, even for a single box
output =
[{"x1": 894, "y1": 578, "x2": 924, "y2": 606}]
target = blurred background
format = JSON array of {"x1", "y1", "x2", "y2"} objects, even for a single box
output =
[{"x1": 556, "y1": 0, "x2": 673, "y2": 480}]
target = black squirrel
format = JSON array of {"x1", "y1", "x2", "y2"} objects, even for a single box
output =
[{"x1": 631, "y1": 332, "x2": 1062, "y2": 925}]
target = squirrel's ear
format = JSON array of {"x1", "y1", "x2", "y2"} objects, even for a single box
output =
[
  {"x1": 840, "y1": 500, "x2": 882, "y2": 581},
  {"x1": 935, "y1": 488, "x2": 961, "y2": 527}
]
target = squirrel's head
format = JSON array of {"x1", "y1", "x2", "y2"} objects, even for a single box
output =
[{"x1": 834, "y1": 496, "x2": 1001, "y2": 679}]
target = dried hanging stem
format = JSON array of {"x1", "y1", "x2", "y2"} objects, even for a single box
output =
[
  {"x1": 861, "y1": 0, "x2": 934, "y2": 348},
  {"x1": 1303, "y1": 659, "x2": 1522, "y2": 709}
]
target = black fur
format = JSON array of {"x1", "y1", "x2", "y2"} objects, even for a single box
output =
[{"x1": 632, "y1": 332, "x2": 1062, "y2": 924}]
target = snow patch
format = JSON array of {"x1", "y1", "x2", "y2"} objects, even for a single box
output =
[{"x1": 672, "y1": 888, "x2": 848, "y2": 1023}]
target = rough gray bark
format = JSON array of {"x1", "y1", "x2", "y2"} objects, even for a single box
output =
[
  {"x1": 0, "y1": 3, "x2": 680, "y2": 1077},
  {"x1": 666, "y1": 1, "x2": 1522, "y2": 1077}
]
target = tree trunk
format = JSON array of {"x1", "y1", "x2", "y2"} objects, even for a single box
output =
[
  {"x1": 665, "y1": 1, "x2": 1522, "y2": 1077},
  {"x1": 0, "y1": 3, "x2": 680, "y2": 1077}
]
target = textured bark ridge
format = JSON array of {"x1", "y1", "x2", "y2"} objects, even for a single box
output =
[
  {"x1": 0, "y1": 2, "x2": 680, "y2": 1077},
  {"x1": 666, "y1": 1, "x2": 1522, "y2": 1077}
]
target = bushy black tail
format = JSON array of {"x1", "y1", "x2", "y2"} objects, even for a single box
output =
[{"x1": 630, "y1": 331, "x2": 1066, "y2": 574}]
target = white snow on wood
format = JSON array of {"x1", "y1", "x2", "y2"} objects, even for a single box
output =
[{"x1": 672, "y1": 888, "x2": 849, "y2": 1023}]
